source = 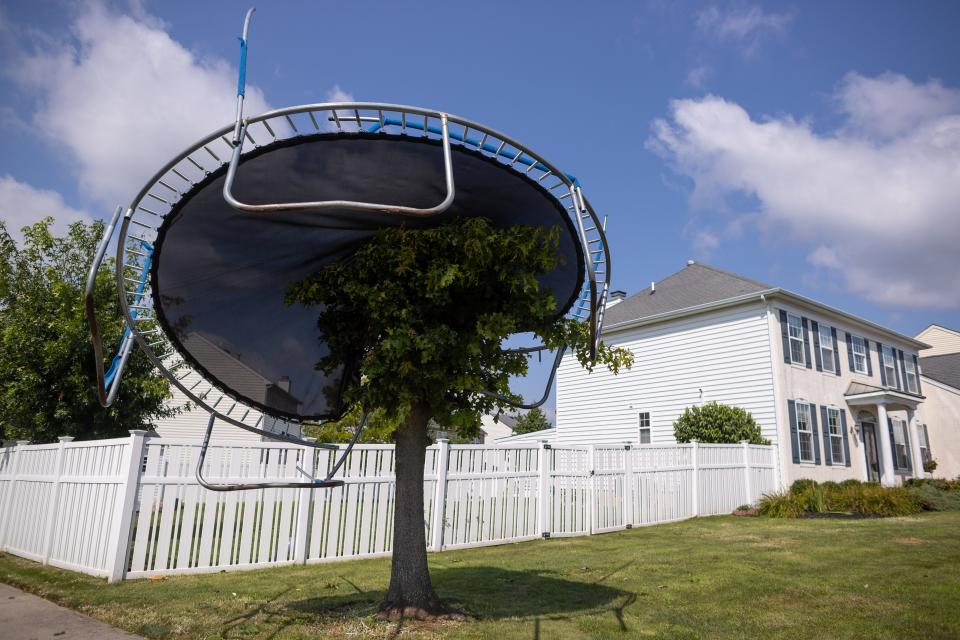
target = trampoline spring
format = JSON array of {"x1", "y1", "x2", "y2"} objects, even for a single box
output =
[
  {"x1": 240, "y1": 409, "x2": 250, "y2": 422},
  {"x1": 212, "y1": 395, "x2": 224, "y2": 409},
  {"x1": 225, "y1": 402, "x2": 237, "y2": 416},
  {"x1": 462, "y1": 125, "x2": 469, "y2": 143},
  {"x1": 401, "y1": 111, "x2": 406, "y2": 132},
  {"x1": 148, "y1": 340, "x2": 166, "y2": 349},
  {"x1": 331, "y1": 110, "x2": 342, "y2": 130},
  {"x1": 221, "y1": 135, "x2": 234, "y2": 148},
  {"x1": 377, "y1": 110, "x2": 385, "y2": 131},
  {"x1": 495, "y1": 140, "x2": 507, "y2": 157},
  {"x1": 262, "y1": 119, "x2": 276, "y2": 139},
  {"x1": 509, "y1": 148, "x2": 524, "y2": 166},
  {"x1": 137, "y1": 205, "x2": 162, "y2": 217},
  {"x1": 130, "y1": 218, "x2": 153, "y2": 229},
  {"x1": 525, "y1": 161, "x2": 538, "y2": 174},
  {"x1": 128, "y1": 304, "x2": 152, "y2": 311},
  {"x1": 126, "y1": 248, "x2": 148, "y2": 257},
  {"x1": 177, "y1": 370, "x2": 192, "y2": 381},
  {"x1": 308, "y1": 111, "x2": 320, "y2": 130},
  {"x1": 146, "y1": 192, "x2": 171, "y2": 205},
  {"x1": 158, "y1": 179, "x2": 180, "y2": 195},
  {"x1": 423, "y1": 114, "x2": 428, "y2": 136},
  {"x1": 355, "y1": 110, "x2": 363, "y2": 130},
  {"x1": 558, "y1": 192, "x2": 572, "y2": 199},
  {"x1": 537, "y1": 170, "x2": 553, "y2": 182},
  {"x1": 171, "y1": 168, "x2": 194, "y2": 186},
  {"x1": 245, "y1": 129, "x2": 257, "y2": 145},
  {"x1": 188, "y1": 379, "x2": 202, "y2": 391},
  {"x1": 285, "y1": 114, "x2": 298, "y2": 133},
  {"x1": 255, "y1": 415, "x2": 263, "y2": 428},
  {"x1": 204, "y1": 145, "x2": 221, "y2": 162},
  {"x1": 479, "y1": 132, "x2": 489, "y2": 149},
  {"x1": 186, "y1": 156, "x2": 206, "y2": 172}
]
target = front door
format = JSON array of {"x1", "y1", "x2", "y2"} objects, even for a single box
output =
[{"x1": 862, "y1": 422, "x2": 881, "y2": 482}]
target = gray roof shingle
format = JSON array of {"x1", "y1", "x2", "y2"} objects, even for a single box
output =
[
  {"x1": 920, "y1": 353, "x2": 960, "y2": 391},
  {"x1": 603, "y1": 262, "x2": 771, "y2": 326}
]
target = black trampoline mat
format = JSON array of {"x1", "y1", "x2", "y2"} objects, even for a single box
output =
[{"x1": 152, "y1": 133, "x2": 585, "y2": 421}]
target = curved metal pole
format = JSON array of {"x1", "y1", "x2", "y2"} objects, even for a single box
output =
[
  {"x1": 85, "y1": 205, "x2": 133, "y2": 407},
  {"x1": 482, "y1": 345, "x2": 567, "y2": 410},
  {"x1": 223, "y1": 114, "x2": 456, "y2": 216},
  {"x1": 195, "y1": 411, "x2": 373, "y2": 492},
  {"x1": 231, "y1": 7, "x2": 255, "y2": 145}
]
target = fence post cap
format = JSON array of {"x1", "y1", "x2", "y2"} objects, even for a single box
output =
[
  {"x1": 128, "y1": 430, "x2": 149, "y2": 436},
  {"x1": 16, "y1": 440, "x2": 30, "y2": 446},
  {"x1": 436, "y1": 438, "x2": 450, "y2": 444},
  {"x1": 740, "y1": 440, "x2": 750, "y2": 445},
  {"x1": 58, "y1": 436, "x2": 75, "y2": 443}
]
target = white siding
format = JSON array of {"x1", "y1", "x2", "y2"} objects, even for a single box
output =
[
  {"x1": 556, "y1": 303, "x2": 777, "y2": 446},
  {"x1": 916, "y1": 325, "x2": 960, "y2": 357}
]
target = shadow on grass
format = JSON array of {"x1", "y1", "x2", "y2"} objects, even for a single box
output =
[{"x1": 285, "y1": 565, "x2": 635, "y2": 624}]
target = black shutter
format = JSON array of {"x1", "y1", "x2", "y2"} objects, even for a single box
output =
[
  {"x1": 922, "y1": 424, "x2": 931, "y2": 461},
  {"x1": 840, "y1": 410, "x2": 851, "y2": 467},
  {"x1": 898, "y1": 350, "x2": 908, "y2": 392},
  {"x1": 801, "y1": 318, "x2": 812, "y2": 369},
  {"x1": 779, "y1": 310, "x2": 791, "y2": 364},
  {"x1": 831, "y1": 328, "x2": 841, "y2": 375},
  {"x1": 820, "y1": 405, "x2": 832, "y2": 465},
  {"x1": 902, "y1": 421, "x2": 913, "y2": 473},
  {"x1": 865, "y1": 339, "x2": 873, "y2": 376},
  {"x1": 877, "y1": 342, "x2": 887, "y2": 385},
  {"x1": 812, "y1": 321, "x2": 823, "y2": 371},
  {"x1": 846, "y1": 332, "x2": 855, "y2": 372},
  {"x1": 887, "y1": 418, "x2": 898, "y2": 471},
  {"x1": 788, "y1": 400, "x2": 800, "y2": 464},
  {"x1": 914, "y1": 355, "x2": 923, "y2": 395},
  {"x1": 810, "y1": 404, "x2": 821, "y2": 465}
]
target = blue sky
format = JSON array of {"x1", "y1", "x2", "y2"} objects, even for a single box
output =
[{"x1": 1, "y1": 1, "x2": 958, "y2": 418}]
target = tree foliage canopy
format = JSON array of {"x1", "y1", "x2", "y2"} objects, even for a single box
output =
[
  {"x1": 673, "y1": 401, "x2": 770, "y2": 445},
  {"x1": 511, "y1": 407, "x2": 553, "y2": 435},
  {"x1": 0, "y1": 218, "x2": 173, "y2": 443},
  {"x1": 286, "y1": 217, "x2": 633, "y2": 430}
]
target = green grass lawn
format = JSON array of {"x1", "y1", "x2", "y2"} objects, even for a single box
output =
[{"x1": 2, "y1": 512, "x2": 959, "y2": 639}]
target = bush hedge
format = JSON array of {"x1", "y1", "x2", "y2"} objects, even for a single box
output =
[
  {"x1": 673, "y1": 402, "x2": 770, "y2": 445},
  {"x1": 758, "y1": 478, "x2": 924, "y2": 518}
]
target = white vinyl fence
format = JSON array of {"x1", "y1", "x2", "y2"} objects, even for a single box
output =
[{"x1": 0, "y1": 432, "x2": 779, "y2": 582}]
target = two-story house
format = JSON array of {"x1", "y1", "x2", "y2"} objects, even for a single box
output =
[
  {"x1": 556, "y1": 261, "x2": 932, "y2": 488},
  {"x1": 915, "y1": 325, "x2": 960, "y2": 478}
]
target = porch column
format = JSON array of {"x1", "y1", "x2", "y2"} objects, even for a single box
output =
[
  {"x1": 875, "y1": 403, "x2": 895, "y2": 486},
  {"x1": 906, "y1": 408, "x2": 924, "y2": 479}
]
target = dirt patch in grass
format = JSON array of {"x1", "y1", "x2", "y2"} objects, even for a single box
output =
[{"x1": 894, "y1": 537, "x2": 928, "y2": 545}]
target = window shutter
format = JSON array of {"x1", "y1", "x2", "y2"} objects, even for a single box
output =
[
  {"x1": 801, "y1": 318, "x2": 812, "y2": 370},
  {"x1": 811, "y1": 320, "x2": 823, "y2": 371},
  {"x1": 820, "y1": 406, "x2": 832, "y2": 465},
  {"x1": 922, "y1": 423, "x2": 931, "y2": 460},
  {"x1": 893, "y1": 349, "x2": 902, "y2": 390},
  {"x1": 902, "y1": 422, "x2": 913, "y2": 473},
  {"x1": 877, "y1": 342, "x2": 887, "y2": 385},
  {"x1": 778, "y1": 310, "x2": 791, "y2": 364},
  {"x1": 831, "y1": 328, "x2": 841, "y2": 376},
  {"x1": 840, "y1": 410, "x2": 851, "y2": 467},
  {"x1": 788, "y1": 400, "x2": 800, "y2": 464},
  {"x1": 846, "y1": 332, "x2": 855, "y2": 371},
  {"x1": 914, "y1": 355, "x2": 923, "y2": 395},
  {"x1": 810, "y1": 404, "x2": 821, "y2": 465},
  {"x1": 898, "y1": 350, "x2": 908, "y2": 392},
  {"x1": 887, "y1": 418, "x2": 898, "y2": 471},
  {"x1": 865, "y1": 339, "x2": 873, "y2": 376}
]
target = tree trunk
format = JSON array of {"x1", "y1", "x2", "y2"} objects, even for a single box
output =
[{"x1": 377, "y1": 402, "x2": 457, "y2": 620}]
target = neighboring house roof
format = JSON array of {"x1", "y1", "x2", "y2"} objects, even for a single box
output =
[
  {"x1": 603, "y1": 261, "x2": 928, "y2": 350},
  {"x1": 920, "y1": 353, "x2": 960, "y2": 391},
  {"x1": 604, "y1": 262, "x2": 770, "y2": 326},
  {"x1": 496, "y1": 427, "x2": 556, "y2": 443}
]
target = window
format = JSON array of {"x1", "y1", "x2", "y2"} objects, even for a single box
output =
[
  {"x1": 891, "y1": 419, "x2": 909, "y2": 469},
  {"x1": 882, "y1": 345, "x2": 897, "y2": 387},
  {"x1": 918, "y1": 425, "x2": 931, "y2": 463},
  {"x1": 819, "y1": 324, "x2": 835, "y2": 373},
  {"x1": 827, "y1": 408, "x2": 844, "y2": 464},
  {"x1": 788, "y1": 314, "x2": 805, "y2": 365},
  {"x1": 638, "y1": 412, "x2": 651, "y2": 444},
  {"x1": 851, "y1": 336, "x2": 868, "y2": 374},
  {"x1": 796, "y1": 402, "x2": 814, "y2": 463},
  {"x1": 904, "y1": 357, "x2": 919, "y2": 394}
]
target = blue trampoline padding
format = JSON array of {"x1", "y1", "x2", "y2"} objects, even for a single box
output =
[{"x1": 237, "y1": 37, "x2": 248, "y2": 97}]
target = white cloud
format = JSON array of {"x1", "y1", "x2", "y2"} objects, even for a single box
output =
[
  {"x1": 9, "y1": 2, "x2": 271, "y2": 207},
  {"x1": 649, "y1": 72, "x2": 960, "y2": 308},
  {"x1": 0, "y1": 175, "x2": 91, "y2": 242},
  {"x1": 326, "y1": 85, "x2": 355, "y2": 103},
  {"x1": 695, "y1": 5, "x2": 795, "y2": 56},
  {"x1": 685, "y1": 65, "x2": 711, "y2": 88}
]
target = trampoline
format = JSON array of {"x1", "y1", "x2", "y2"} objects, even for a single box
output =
[{"x1": 85, "y1": 8, "x2": 612, "y2": 490}]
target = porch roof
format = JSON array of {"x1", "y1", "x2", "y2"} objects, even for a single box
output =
[{"x1": 844, "y1": 381, "x2": 923, "y2": 409}]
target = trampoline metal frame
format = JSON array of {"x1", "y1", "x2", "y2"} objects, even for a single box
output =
[{"x1": 85, "y1": 7, "x2": 611, "y2": 491}]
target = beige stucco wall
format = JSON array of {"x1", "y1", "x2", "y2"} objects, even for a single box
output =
[
  {"x1": 765, "y1": 301, "x2": 922, "y2": 486},
  {"x1": 917, "y1": 378, "x2": 960, "y2": 479}
]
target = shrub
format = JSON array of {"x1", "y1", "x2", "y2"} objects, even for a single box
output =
[
  {"x1": 757, "y1": 492, "x2": 807, "y2": 518},
  {"x1": 905, "y1": 480, "x2": 960, "y2": 511},
  {"x1": 819, "y1": 481, "x2": 841, "y2": 493},
  {"x1": 839, "y1": 478, "x2": 862, "y2": 488},
  {"x1": 673, "y1": 402, "x2": 770, "y2": 445},
  {"x1": 923, "y1": 458, "x2": 938, "y2": 473},
  {"x1": 760, "y1": 481, "x2": 923, "y2": 518},
  {"x1": 790, "y1": 479, "x2": 817, "y2": 495}
]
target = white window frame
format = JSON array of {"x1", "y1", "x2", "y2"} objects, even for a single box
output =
[
  {"x1": 891, "y1": 418, "x2": 909, "y2": 470},
  {"x1": 904, "y1": 357, "x2": 919, "y2": 394},
  {"x1": 819, "y1": 324, "x2": 835, "y2": 373},
  {"x1": 796, "y1": 402, "x2": 814, "y2": 463},
  {"x1": 787, "y1": 314, "x2": 805, "y2": 366},
  {"x1": 851, "y1": 336, "x2": 868, "y2": 374},
  {"x1": 882, "y1": 345, "x2": 897, "y2": 387},
  {"x1": 918, "y1": 425, "x2": 931, "y2": 463},
  {"x1": 826, "y1": 407, "x2": 844, "y2": 465},
  {"x1": 638, "y1": 412, "x2": 651, "y2": 444}
]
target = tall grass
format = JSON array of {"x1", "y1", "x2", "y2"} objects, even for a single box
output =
[{"x1": 759, "y1": 479, "x2": 923, "y2": 518}]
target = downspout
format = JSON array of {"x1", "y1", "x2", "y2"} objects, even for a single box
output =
[{"x1": 761, "y1": 294, "x2": 786, "y2": 492}]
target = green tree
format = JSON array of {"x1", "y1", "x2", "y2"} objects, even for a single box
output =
[
  {"x1": 511, "y1": 407, "x2": 553, "y2": 435},
  {"x1": 673, "y1": 401, "x2": 770, "y2": 445},
  {"x1": 0, "y1": 218, "x2": 174, "y2": 443},
  {"x1": 286, "y1": 217, "x2": 632, "y2": 618}
]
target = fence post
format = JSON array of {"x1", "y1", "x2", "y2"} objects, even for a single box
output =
[
  {"x1": 537, "y1": 441, "x2": 551, "y2": 538},
  {"x1": 690, "y1": 440, "x2": 699, "y2": 517},
  {"x1": 741, "y1": 440, "x2": 752, "y2": 505},
  {"x1": 587, "y1": 445, "x2": 596, "y2": 535},
  {"x1": 106, "y1": 430, "x2": 147, "y2": 583},
  {"x1": 429, "y1": 439, "x2": 450, "y2": 552},
  {"x1": 41, "y1": 436, "x2": 74, "y2": 565},
  {"x1": 622, "y1": 444, "x2": 633, "y2": 530},
  {"x1": 293, "y1": 438, "x2": 318, "y2": 564},
  {"x1": 0, "y1": 440, "x2": 30, "y2": 551}
]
